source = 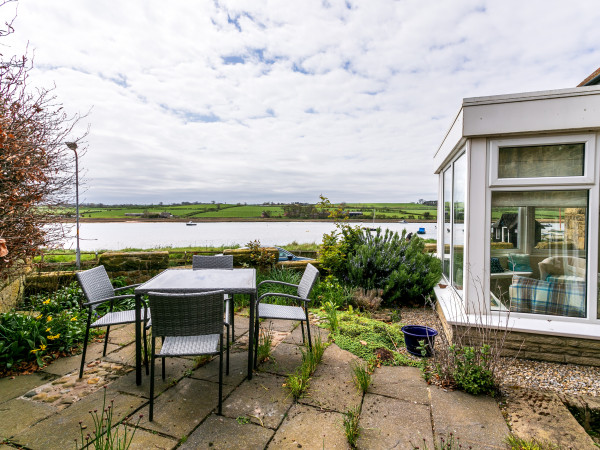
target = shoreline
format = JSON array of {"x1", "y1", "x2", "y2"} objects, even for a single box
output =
[{"x1": 57, "y1": 218, "x2": 438, "y2": 224}]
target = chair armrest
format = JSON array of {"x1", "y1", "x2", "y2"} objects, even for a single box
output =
[
  {"x1": 83, "y1": 294, "x2": 136, "y2": 307},
  {"x1": 257, "y1": 280, "x2": 298, "y2": 289},
  {"x1": 257, "y1": 292, "x2": 308, "y2": 304},
  {"x1": 114, "y1": 283, "x2": 141, "y2": 292}
]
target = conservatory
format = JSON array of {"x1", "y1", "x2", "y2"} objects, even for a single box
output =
[{"x1": 433, "y1": 74, "x2": 600, "y2": 365}]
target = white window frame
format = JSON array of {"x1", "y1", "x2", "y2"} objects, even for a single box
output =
[
  {"x1": 489, "y1": 133, "x2": 596, "y2": 187},
  {"x1": 486, "y1": 133, "x2": 599, "y2": 326}
]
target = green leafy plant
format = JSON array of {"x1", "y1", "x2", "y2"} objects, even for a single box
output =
[
  {"x1": 351, "y1": 360, "x2": 372, "y2": 393},
  {"x1": 256, "y1": 324, "x2": 273, "y2": 363},
  {"x1": 323, "y1": 300, "x2": 339, "y2": 332},
  {"x1": 505, "y1": 434, "x2": 559, "y2": 450},
  {"x1": 285, "y1": 335, "x2": 326, "y2": 399},
  {"x1": 343, "y1": 406, "x2": 361, "y2": 448},
  {"x1": 449, "y1": 344, "x2": 495, "y2": 396},
  {"x1": 246, "y1": 239, "x2": 277, "y2": 272},
  {"x1": 345, "y1": 228, "x2": 441, "y2": 306},
  {"x1": 76, "y1": 387, "x2": 141, "y2": 450}
]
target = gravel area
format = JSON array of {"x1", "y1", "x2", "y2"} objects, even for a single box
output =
[{"x1": 396, "y1": 306, "x2": 600, "y2": 397}]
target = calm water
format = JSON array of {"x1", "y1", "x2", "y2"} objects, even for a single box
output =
[{"x1": 60, "y1": 221, "x2": 439, "y2": 251}]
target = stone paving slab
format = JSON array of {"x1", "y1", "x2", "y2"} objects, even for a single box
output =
[
  {"x1": 133, "y1": 377, "x2": 235, "y2": 438},
  {"x1": 0, "y1": 373, "x2": 55, "y2": 404},
  {"x1": 109, "y1": 357, "x2": 196, "y2": 398},
  {"x1": 222, "y1": 372, "x2": 292, "y2": 429},
  {"x1": 117, "y1": 424, "x2": 178, "y2": 450},
  {"x1": 259, "y1": 343, "x2": 304, "y2": 376},
  {"x1": 368, "y1": 366, "x2": 429, "y2": 405},
  {"x1": 430, "y1": 386, "x2": 510, "y2": 449},
  {"x1": 13, "y1": 389, "x2": 145, "y2": 450},
  {"x1": 260, "y1": 318, "x2": 298, "y2": 333},
  {"x1": 504, "y1": 387, "x2": 596, "y2": 449},
  {"x1": 282, "y1": 323, "x2": 328, "y2": 346},
  {"x1": 107, "y1": 323, "x2": 137, "y2": 346},
  {"x1": 357, "y1": 393, "x2": 434, "y2": 449},
  {"x1": 192, "y1": 351, "x2": 250, "y2": 387},
  {"x1": 0, "y1": 398, "x2": 57, "y2": 440},
  {"x1": 102, "y1": 341, "x2": 138, "y2": 366},
  {"x1": 42, "y1": 341, "x2": 120, "y2": 376},
  {"x1": 268, "y1": 403, "x2": 349, "y2": 449},
  {"x1": 300, "y1": 344, "x2": 361, "y2": 412},
  {"x1": 180, "y1": 413, "x2": 274, "y2": 450}
]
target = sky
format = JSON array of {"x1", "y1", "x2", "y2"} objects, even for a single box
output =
[{"x1": 2, "y1": 0, "x2": 599, "y2": 205}]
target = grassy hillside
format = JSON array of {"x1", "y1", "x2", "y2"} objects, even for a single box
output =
[{"x1": 70, "y1": 202, "x2": 437, "y2": 221}]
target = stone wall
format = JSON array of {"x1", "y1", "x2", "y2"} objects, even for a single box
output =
[
  {"x1": 0, "y1": 266, "x2": 30, "y2": 312},
  {"x1": 25, "y1": 251, "x2": 170, "y2": 296},
  {"x1": 452, "y1": 324, "x2": 600, "y2": 367}
]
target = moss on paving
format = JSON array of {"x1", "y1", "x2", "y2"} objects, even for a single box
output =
[{"x1": 318, "y1": 311, "x2": 418, "y2": 367}]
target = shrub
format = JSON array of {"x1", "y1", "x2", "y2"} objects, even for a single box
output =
[
  {"x1": 351, "y1": 288, "x2": 383, "y2": 311},
  {"x1": 246, "y1": 239, "x2": 276, "y2": 272},
  {"x1": 345, "y1": 228, "x2": 441, "y2": 306},
  {"x1": 312, "y1": 275, "x2": 352, "y2": 309},
  {"x1": 449, "y1": 344, "x2": 495, "y2": 395}
]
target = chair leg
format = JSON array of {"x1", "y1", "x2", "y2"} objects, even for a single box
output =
[
  {"x1": 218, "y1": 334, "x2": 223, "y2": 415},
  {"x1": 300, "y1": 321, "x2": 306, "y2": 344},
  {"x1": 103, "y1": 325, "x2": 111, "y2": 356},
  {"x1": 305, "y1": 307, "x2": 312, "y2": 351},
  {"x1": 253, "y1": 315, "x2": 260, "y2": 369},
  {"x1": 226, "y1": 324, "x2": 230, "y2": 376},
  {"x1": 150, "y1": 338, "x2": 156, "y2": 422},
  {"x1": 143, "y1": 322, "x2": 149, "y2": 376},
  {"x1": 231, "y1": 296, "x2": 235, "y2": 343},
  {"x1": 79, "y1": 316, "x2": 92, "y2": 379},
  {"x1": 161, "y1": 337, "x2": 166, "y2": 380}
]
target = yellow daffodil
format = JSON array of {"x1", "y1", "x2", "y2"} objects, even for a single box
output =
[
  {"x1": 35, "y1": 314, "x2": 42, "y2": 320},
  {"x1": 40, "y1": 344, "x2": 47, "y2": 351},
  {"x1": 30, "y1": 348, "x2": 39, "y2": 353},
  {"x1": 43, "y1": 299, "x2": 51, "y2": 305},
  {"x1": 46, "y1": 316, "x2": 52, "y2": 322},
  {"x1": 47, "y1": 334, "x2": 60, "y2": 340},
  {"x1": 70, "y1": 317, "x2": 77, "y2": 321},
  {"x1": 46, "y1": 327, "x2": 51, "y2": 332}
]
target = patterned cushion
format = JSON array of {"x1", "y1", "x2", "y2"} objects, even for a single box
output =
[
  {"x1": 508, "y1": 254, "x2": 532, "y2": 272},
  {"x1": 510, "y1": 275, "x2": 585, "y2": 318},
  {"x1": 490, "y1": 257, "x2": 505, "y2": 274}
]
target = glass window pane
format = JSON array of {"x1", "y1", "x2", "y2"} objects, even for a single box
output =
[
  {"x1": 490, "y1": 190, "x2": 588, "y2": 318},
  {"x1": 442, "y1": 168, "x2": 452, "y2": 280},
  {"x1": 452, "y1": 155, "x2": 466, "y2": 293},
  {"x1": 498, "y1": 143, "x2": 584, "y2": 178}
]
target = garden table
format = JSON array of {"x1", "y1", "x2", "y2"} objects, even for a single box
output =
[{"x1": 134, "y1": 268, "x2": 257, "y2": 385}]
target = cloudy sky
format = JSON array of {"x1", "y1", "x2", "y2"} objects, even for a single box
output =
[{"x1": 2, "y1": 1, "x2": 599, "y2": 204}]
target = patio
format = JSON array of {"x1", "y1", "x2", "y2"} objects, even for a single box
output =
[{"x1": 0, "y1": 311, "x2": 597, "y2": 449}]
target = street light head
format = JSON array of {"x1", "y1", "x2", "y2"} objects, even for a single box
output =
[{"x1": 65, "y1": 142, "x2": 78, "y2": 150}]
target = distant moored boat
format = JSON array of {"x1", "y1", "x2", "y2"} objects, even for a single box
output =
[
  {"x1": 417, "y1": 227, "x2": 426, "y2": 234},
  {"x1": 186, "y1": 221, "x2": 197, "y2": 226}
]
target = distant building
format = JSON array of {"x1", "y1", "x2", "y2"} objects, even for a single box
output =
[
  {"x1": 124, "y1": 213, "x2": 144, "y2": 217},
  {"x1": 422, "y1": 200, "x2": 437, "y2": 206},
  {"x1": 347, "y1": 211, "x2": 363, "y2": 217}
]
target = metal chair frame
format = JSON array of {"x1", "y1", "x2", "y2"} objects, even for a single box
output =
[
  {"x1": 253, "y1": 263, "x2": 319, "y2": 368},
  {"x1": 76, "y1": 265, "x2": 149, "y2": 379},
  {"x1": 147, "y1": 290, "x2": 229, "y2": 421},
  {"x1": 192, "y1": 255, "x2": 235, "y2": 342}
]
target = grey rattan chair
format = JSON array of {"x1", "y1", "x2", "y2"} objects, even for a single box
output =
[
  {"x1": 192, "y1": 255, "x2": 235, "y2": 342},
  {"x1": 147, "y1": 291, "x2": 228, "y2": 421},
  {"x1": 76, "y1": 265, "x2": 149, "y2": 379},
  {"x1": 254, "y1": 263, "x2": 319, "y2": 367}
]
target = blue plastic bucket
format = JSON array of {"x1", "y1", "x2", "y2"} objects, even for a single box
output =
[{"x1": 401, "y1": 325, "x2": 438, "y2": 357}]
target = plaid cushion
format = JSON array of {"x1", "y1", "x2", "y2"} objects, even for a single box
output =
[{"x1": 510, "y1": 275, "x2": 585, "y2": 318}]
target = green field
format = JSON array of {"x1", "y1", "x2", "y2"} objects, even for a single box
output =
[{"x1": 67, "y1": 202, "x2": 438, "y2": 221}]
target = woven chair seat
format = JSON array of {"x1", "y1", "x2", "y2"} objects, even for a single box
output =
[
  {"x1": 159, "y1": 334, "x2": 220, "y2": 356},
  {"x1": 258, "y1": 303, "x2": 306, "y2": 321},
  {"x1": 92, "y1": 309, "x2": 151, "y2": 328}
]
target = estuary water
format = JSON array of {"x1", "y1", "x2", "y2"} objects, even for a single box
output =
[{"x1": 60, "y1": 221, "x2": 439, "y2": 251}]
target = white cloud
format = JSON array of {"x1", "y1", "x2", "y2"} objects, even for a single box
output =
[{"x1": 2, "y1": 0, "x2": 600, "y2": 204}]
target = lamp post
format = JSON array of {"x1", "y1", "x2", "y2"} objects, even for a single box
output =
[{"x1": 65, "y1": 142, "x2": 80, "y2": 270}]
